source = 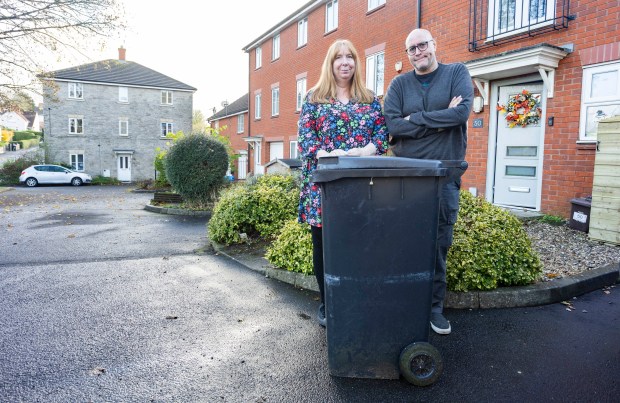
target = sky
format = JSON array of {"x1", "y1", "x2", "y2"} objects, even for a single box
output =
[{"x1": 45, "y1": 0, "x2": 308, "y2": 118}]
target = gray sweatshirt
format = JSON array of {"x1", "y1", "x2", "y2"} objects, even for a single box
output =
[{"x1": 384, "y1": 63, "x2": 474, "y2": 161}]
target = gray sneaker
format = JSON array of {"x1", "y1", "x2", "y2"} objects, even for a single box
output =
[
  {"x1": 317, "y1": 303, "x2": 326, "y2": 327},
  {"x1": 430, "y1": 312, "x2": 451, "y2": 335}
]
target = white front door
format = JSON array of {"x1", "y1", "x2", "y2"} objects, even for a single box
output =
[
  {"x1": 253, "y1": 141, "x2": 264, "y2": 175},
  {"x1": 117, "y1": 155, "x2": 131, "y2": 182},
  {"x1": 237, "y1": 152, "x2": 248, "y2": 180},
  {"x1": 493, "y1": 84, "x2": 545, "y2": 209}
]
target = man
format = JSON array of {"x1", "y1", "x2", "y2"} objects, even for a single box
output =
[{"x1": 384, "y1": 28, "x2": 473, "y2": 335}]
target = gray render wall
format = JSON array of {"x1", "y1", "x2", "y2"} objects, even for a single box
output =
[{"x1": 44, "y1": 81, "x2": 193, "y2": 181}]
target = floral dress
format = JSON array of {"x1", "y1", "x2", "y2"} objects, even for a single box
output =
[{"x1": 297, "y1": 93, "x2": 389, "y2": 227}]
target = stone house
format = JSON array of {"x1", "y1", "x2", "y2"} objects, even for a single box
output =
[
  {"x1": 41, "y1": 48, "x2": 196, "y2": 182},
  {"x1": 232, "y1": 0, "x2": 619, "y2": 217}
]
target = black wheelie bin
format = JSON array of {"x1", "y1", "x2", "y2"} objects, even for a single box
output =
[{"x1": 312, "y1": 155, "x2": 467, "y2": 386}]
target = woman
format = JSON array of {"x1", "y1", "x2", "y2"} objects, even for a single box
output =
[{"x1": 297, "y1": 39, "x2": 388, "y2": 327}]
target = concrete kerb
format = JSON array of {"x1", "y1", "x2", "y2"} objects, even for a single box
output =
[{"x1": 151, "y1": 205, "x2": 620, "y2": 309}]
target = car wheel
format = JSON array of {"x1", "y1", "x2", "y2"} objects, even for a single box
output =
[
  {"x1": 71, "y1": 177, "x2": 83, "y2": 186},
  {"x1": 25, "y1": 177, "x2": 38, "y2": 187}
]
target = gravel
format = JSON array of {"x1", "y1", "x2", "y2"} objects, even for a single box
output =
[{"x1": 523, "y1": 220, "x2": 620, "y2": 281}]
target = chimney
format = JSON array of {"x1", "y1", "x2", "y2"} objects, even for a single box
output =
[{"x1": 118, "y1": 46, "x2": 126, "y2": 61}]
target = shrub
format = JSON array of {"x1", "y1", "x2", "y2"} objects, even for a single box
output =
[
  {"x1": 266, "y1": 220, "x2": 313, "y2": 275},
  {"x1": 447, "y1": 191, "x2": 542, "y2": 291},
  {"x1": 0, "y1": 154, "x2": 41, "y2": 185},
  {"x1": 91, "y1": 176, "x2": 121, "y2": 186},
  {"x1": 13, "y1": 131, "x2": 40, "y2": 141},
  {"x1": 208, "y1": 173, "x2": 299, "y2": 244},
  {"x1": 165, "y1": 134, "x2": 229, "y2": 203}
]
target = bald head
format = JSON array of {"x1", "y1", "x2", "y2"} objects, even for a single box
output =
[{"x1": 406, "y1": 29, "x2": 433, "y2": 46}]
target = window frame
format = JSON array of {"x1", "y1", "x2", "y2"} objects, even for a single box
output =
[
  {"x1": 487, "y1": 0, "x2": 555, "y2": 41},
  {"x1": 579, "y1": 62, "x2": 620, "y2": 141},
  {"x1": 255, "y1": 93, "x2": 262, "y2": 119},
  {"x1": 325, "y1": 0, "x2": 339, "y2": 33},
  {"x1": 298, "y1": 18, "x2": 308, "y2": 47},
  {"x1": 256, "y1": 46, "x2": 262, "y2": 69},
  {"x1": 271, "y1": 87, "x2": 280, "y2": 117},
  {"x1": 119, "y1": 118, "x2": 129, "y2": 136},
  {"x1": 296, "y1": 78, "x2": 307, "y2": 112},
  {"x1": 68, "y1": 117, "x2": 84, "y2": 134},
  {"x1": 368, "y1": 0, "x2": 386, "y2": 11},
  {"x1": 289, "y1": 140, "x2": 299, "y2": 159},
  {"x1": 70, "y1": 153, "x2": 85, "y2": 171},
  {"x1": 272, "y1": 34, "x2": 280, "y2": 61},
  {"x1": 68, "y1": 83, "x2": 83, "y2": 100},
  {"x1": 161, "y1": 121, "x2": 174, "y2": 137},
  {"x1": 366, "y1": 51, "x2": 385, "y2": 97},
  {"x1": 161, "y1": 90, "x2": 173, "y2": 105},
  {"x1": 237, "y1": 114, "x2": 244, "y2": 133},
  {"x1": 119, "y1": 86, "x2": 128, "y2": 103}
]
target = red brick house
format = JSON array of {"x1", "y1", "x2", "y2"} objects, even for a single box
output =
[
  {"x1": 230, "y1": 0, "x2": 619, "y2": 217},
  {"x1": 208, "y1": 94, "x2": 249, "y2": 179}
]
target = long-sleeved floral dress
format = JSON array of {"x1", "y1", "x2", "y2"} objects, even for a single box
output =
[{"x1": 297, "y1": 93, "x2": 389, "y2": 227}]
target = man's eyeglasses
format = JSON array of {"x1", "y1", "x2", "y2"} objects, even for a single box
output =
[{"x1": 405, "y1": 40, "x2": 433, "y2": 55}]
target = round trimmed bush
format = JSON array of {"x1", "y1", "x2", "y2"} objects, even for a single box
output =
[
  {"x1": 447, "y1": 191, "x2": 542, "y2": 291},
  {"x1": 164, "y1": 134, "x2": 228, "y2": 202}
]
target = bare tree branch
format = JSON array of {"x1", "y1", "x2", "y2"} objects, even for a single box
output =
[{"x1": 0, "y1": 0, "x2": 125, "y2": 109}]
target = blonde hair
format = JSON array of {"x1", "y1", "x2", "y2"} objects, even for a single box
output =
[{"x1": 309, "y1": 39, "x2": 374, "y2": 104}]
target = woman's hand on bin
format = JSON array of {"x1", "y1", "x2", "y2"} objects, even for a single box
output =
[
  {"x1": 346, "y1": 143, "x2": 377, "y2": 157},
  {"x1": 317, "y1": 149, "x2": 347, "y2": 158}
]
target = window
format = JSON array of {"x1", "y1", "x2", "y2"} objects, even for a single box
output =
[
  {"x1": 488, "y1": 0, "x2": 555, "y2": 39},
  {"x1": 237, "y1": 114, "x2": 244, "y2": 133},
  {"x1": 296, "y1": 78, "x2": 307, "y2": 111},
  {"x1": 161, "y1": 121, "x2": 173, "y2": 137},
  {"x1": 290, "y1": 140, "x2": 299, "y2": 159},
  {"x1": 68, "y1": 117, "x2": 83, "y2": 134},
  {"x1": 68, "y1": 83, "x2": 83, "y2": 99},
  {"x1": 256, "y1": 46, "x2": 262, "y2": 69},
  {"x1": 326, "y1": 0, "x2": 338, "y2": 32},
  {"x1": 255, "y1": 93, "x2": 262, "y2": 119},
  {"x1": 119, "y1": 87, "x2": 128, "y2": 103},
  {"x1": 579, "y1": 62, "x2": 620, "y2": 141},
  {"x1": 272, "y1": 34, "x2": 280, "y2": 60},
  {"x1": 70, "y1": 154, "x2": 84, "y2": 171},
  {"x1": 161, "y1": 90, "x2": 173, "y2": 105},
  {"x1": 272, "y1": 87, "x2": 280, "y2": 116},
  {"x1": 119, "y1": 119, "x2": 129, "y2": 136},
  {"x1": 298, "y1": 18, "x2": 308, "y2": 47},
  {"x1": 368, "y1": 0, "x2": 386, "y2": 11},
  {"x1": 366, "y1": 52, "x2": 385, "y2": 97}
]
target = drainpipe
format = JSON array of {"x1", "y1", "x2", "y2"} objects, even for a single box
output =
[{"x1": 417, "y1": 0, "x2": 422, "y2": 28}]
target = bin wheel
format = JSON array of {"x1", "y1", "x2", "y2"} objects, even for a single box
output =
[{"x1": 399, "y1": 342, "x2": 443, "y2": 386}]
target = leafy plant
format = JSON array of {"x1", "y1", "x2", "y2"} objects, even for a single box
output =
[
  {"x1": 0, "y1": 153, "x2": 41, "y2": 185},
  {"x1": 165, "y1": 134, "x2": 229, "y2": 203},
  {"x1": 207, "y1": 173, "x2": 299, "y2": 244},
  {"x1": 91, "y1": 176, "x2": 121, "y2": 186},
  {"x1": 447, "y1": 191, "x2": 542, "y2": 291},
  {"x1": 266, "y1": 220, "x2": 313, "y2": 275},
  {"x1": 537, "y1": 214, "x2": 566, "y2": 226}
]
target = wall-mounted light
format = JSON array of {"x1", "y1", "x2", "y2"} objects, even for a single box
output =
[
  {"x1": 395, "y1": 61, "x2": 402, "y2": 73},
  {"x1": 473, "y1": 96, "x2": 484, "y2": 113}
]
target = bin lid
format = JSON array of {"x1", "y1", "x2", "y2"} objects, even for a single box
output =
[{"x1": 312, "y1": 156, "x2": 466, "y2": 182}]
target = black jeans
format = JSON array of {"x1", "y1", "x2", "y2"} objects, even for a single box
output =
[{"x1": 310, "y1": 225, "x2": 325, "y2": 304}]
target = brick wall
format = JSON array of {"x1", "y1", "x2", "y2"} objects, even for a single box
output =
[{"x1": 241, "y1": 0, "x2": 620, "y2": 217}]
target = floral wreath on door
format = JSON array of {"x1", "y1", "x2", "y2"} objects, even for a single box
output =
[{"x1": 497, "y1": 89, "x2": 542, "y2": 128}]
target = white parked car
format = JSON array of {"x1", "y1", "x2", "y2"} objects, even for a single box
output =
[{"x1": 19, "y1": 165, "x2": 92, "y2": 187}]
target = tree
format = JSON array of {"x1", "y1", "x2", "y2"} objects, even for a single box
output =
[
  {"x1": 192, "y1": 110, "x2": 208, "y2": 134},
  {"x1": 10, "y1": 92, "x2": 35, "y2": 112},
  {"x1": 0, "y1": 0, "x2": 124, "y2": 110}
]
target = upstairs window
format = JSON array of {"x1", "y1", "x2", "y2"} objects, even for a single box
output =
[
  {"x1": 255, "y1": 93, "x2": 262, "y2": 119},
  {"x1": 298, "y1": 18, "x2": 308, "y2": 47},
  {"x1": 326, "y1": 0, "x2": 338, "y2": 33},
  {"x1": 161, "y1": 90, "x2": 173, "y2": 105},
  {"x1": 68, "y1": 83, "x2": 83, "y2": 99},
  {"x1": 366, "y1": 52, "x2": 385, "y2": 97},
  {"x1": 119, "y1": 119, "x2": 129, "y2": 136},
  {"x1": 580, "y1": 62, "x2": 620, "y2": 141},
  {"x1": 69, "y1": 117, "x2": 83, "y2": 134},
  {"x1": 119, "y1": 87, "x2": 128, "y2": 103},
  {"x1": 237, "y1": 114, "x2": 244, "y2": 133},
  {"x1": 272, "y1": 34, "x2": 280, "y2": 60},
  {"x1": 272, "y1": 87, "x2": 280, "y2": 116},
  {"x1": 256, "y1": 46, "x2": 262, "y2": 69},
  {"x1": 368, "y1": 0, "x2": 386, "y2": 11},
  {"x1": 488, "y1": 0, "x2": 555, "y2": 39},
  {"x1": 296, "y1": 78, "x2": 307, "y2": 111}
]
